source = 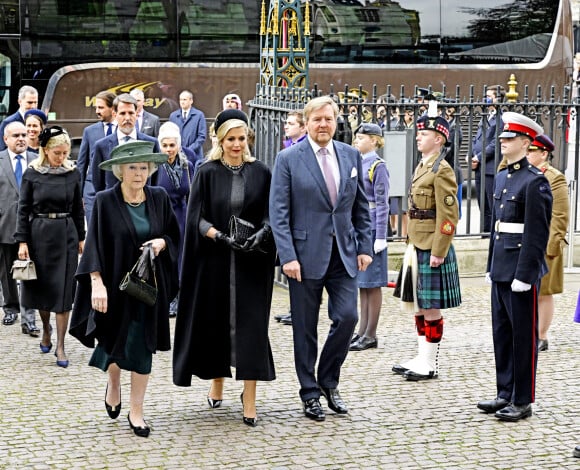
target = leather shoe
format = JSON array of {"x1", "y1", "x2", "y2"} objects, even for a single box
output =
[
  {"x1": 477, "y1": 397, "x2": 510, "y2": 413},
  {"x1": 22, "y1": 323, "x2": 40, "y2": 337},
  {"x1": 495, "y1": 403, "x2": 532, "y2": 422},
  {"x1": 127, "y1": 413, "x2": 150, "y2": 438},
  {"x1": 105, "y1": 384, "x2": 122, "y2": 419},
  {"x1": 350, "y1": 336, "x2": 377, "y2": 351},
  {"x1": 280, "y1": 314, "x2": 292, "y2": 325},
  {"x1": 350, "y1": 333, "x2": 360, "y2": 344},
  {"x1": 392, "y1": 364, "x2": 409, "y2": 376},
  {"x1": 537, "y1": 339, "x2": 549, "y2": 351},
  {"x1": 320, "y1": 387, "x2": 348, "y2": 414},
  {"x1": 2, "y1": 312, "x2": 17, "y2": 325},
  {"x1": 303, "y1": 398, "x2": 325, "y2": 421},
  {"x1": 573, "y1": 445, "x2": 580, "y2": 458}
]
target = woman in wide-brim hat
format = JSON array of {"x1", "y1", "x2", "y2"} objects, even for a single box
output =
[{"x1": 70, "y1": 140, "x2": 180, "y2": 438}]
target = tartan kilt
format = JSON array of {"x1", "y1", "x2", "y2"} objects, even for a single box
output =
[{"x1": 416, "y1": 245, "x2": 461, "y2": 309}]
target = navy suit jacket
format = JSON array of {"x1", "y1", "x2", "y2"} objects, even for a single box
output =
[
  {"x1": 472, "y1": 113, "x2": 504, "y2": 176},
  {"x1": 269, "y1": 138, "x2": 372, "y2": 279},
  {"x1": 168, "y1": 107, "x2": 206, "y2": 163},
  {"x1": 0, "y1": 111, "x2": 25, "y2": 151},
  {"x1": 77, "y1": 122, "x2": 107, "y2": 191},
  {"x1": 91, "y1": 133, "x2": 160, "y2": 192},
  {"x1": 138, "y1": 110, "x2": 161, "y2": 137}
]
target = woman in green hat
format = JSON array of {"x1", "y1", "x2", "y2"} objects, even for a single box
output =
[{"x1": 70, "y1": 140, "x2": 180, "y2": 438}]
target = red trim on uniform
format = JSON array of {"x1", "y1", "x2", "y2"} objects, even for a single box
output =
[
  {"x1": 530, "y1": 285, "x2": 537, "y2": 402},
  {"x1": 505, "y1": 122, "x2": 538, "y2": 139}
]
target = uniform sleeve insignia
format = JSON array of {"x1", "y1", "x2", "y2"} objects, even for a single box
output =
[
  {"x1": 440, "y1": 220, "x2": 455, "y2": 235},
  {"x1": 539, "y1": 183, "x2": 550, "y2": 193},
  {"x1": 444, "y1": 195, "x2": 455, "y2": 206}
]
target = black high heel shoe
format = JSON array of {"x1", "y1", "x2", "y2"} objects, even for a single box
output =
[
  {"x1": 127, "y1": 413, "x2": 150, "y2": 438},
  {"x1": 240, "y1": 392, "x2": 257, "y2": 427},
  {"x1": 207, "y1": 396, "x2": 222, "y2": 409},
  {"x1": 105, "y1": 384, "x2": 122, "y2": 419}
]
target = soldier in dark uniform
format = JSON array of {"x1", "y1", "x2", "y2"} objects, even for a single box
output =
[
  {"x1": 392, "y1": 111, "x2": 461, "y2": 381},
  {"x1": 477, "y1": 112, "x2": 552, "y2": 422}
]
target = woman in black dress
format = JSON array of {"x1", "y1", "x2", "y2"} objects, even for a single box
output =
[
  {"x1": 70, "y1": 141, "x2": 180, "y2": 438},
  {"x1": 173, "y1": 109, "x2": 276, "y2": 427},
  {"x1": 15, "y1": 126, "x2": 85, "y2": 368}
]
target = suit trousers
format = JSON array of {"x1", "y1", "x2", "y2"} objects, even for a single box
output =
[
  {"x1": 491, "y1": 281, "x2": 539, "y2": 405},
  {"x1": 0, "y1": 243, "x2": 36, "y2": 324},
  {"x1": 288, "y1": 241, "x2": 358, "y2": 401},
  {"x1": 83, "y1": 180, "x2": 96, "y2": 227},
  {"x1": 475, "y1": 171, "x2": 494, "y2": 232}
]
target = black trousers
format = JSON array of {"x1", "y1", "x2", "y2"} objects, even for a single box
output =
[{"x1": 491, "y1": 281, "x2": 539, "y2": 405}]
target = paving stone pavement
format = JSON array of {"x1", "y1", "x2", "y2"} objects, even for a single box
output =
[{"x1": 1, "y1": 275, "x2": 579, "y2": 469}]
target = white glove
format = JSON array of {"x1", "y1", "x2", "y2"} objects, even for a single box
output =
[
  {"x1": 485, "y1": 272, "x2": 492, "y2": 284},
  {"x1": 511, "y1": 279, "x2": 531, "y2": 292},
  {"x1": 374, "y1": 239, "x2": 387, "y2": 254}
]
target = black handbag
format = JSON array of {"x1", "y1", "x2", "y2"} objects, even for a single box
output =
[
  {"x1": 119, "y1": 245, "x2": 158, "y2": 307},
  {"x1": 228, "y1": 215, "x2": 256, "y2": 245},
  {"x1": 11, "y1": 259, "x2": 37, "y2": 281}
]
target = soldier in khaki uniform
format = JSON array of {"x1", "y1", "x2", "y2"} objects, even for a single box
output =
[
  {"x1": 525, "y1": 134, "x2": 569, "y2": 351},
  {"x1": 393, "y1": 112, "x2": 461, "y2": 381}
]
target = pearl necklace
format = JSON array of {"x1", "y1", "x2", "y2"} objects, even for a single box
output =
[{"x1": 220, "y1": 157, "x2": 244, "y2": 171}]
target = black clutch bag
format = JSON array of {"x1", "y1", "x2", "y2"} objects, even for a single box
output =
[
  {"x1": 228, "y1": 215, "x2": 257, "y2": 245},
  {"x1": 119, "y1": 245, "x2": 158, "y2": 307}
]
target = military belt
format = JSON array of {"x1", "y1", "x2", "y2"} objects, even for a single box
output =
[
  {"x1": 408, "y1": 209, "x2": 436, "y2": 220},
  {"x1": 494, "y1": 221, "x2": 524, "y2": 234}
]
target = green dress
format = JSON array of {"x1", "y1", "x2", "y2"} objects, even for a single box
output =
[{"x1": 89, "y1": 203, "x2": 153, "y2": 374}]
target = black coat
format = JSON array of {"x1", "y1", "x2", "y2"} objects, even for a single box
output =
[
  {"x1": 69, "y1": 184, "x2": 180, "y2": 356},
  {"x1": 15, "y1": 167, "x2": 85, "y2": 312},
  {"x1": 173, "y1": 159, "x2": 276, "y2": 385}
]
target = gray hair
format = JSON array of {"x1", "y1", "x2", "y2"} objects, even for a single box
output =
[
  {"x1": 111, "y1": 162, "x2": 158, "y2": 181},
  {"x1": 18, "y1": 85, "x2": 38, "y2": 101},
  {"x1": 158, "y1": 121, "x2": 182, "y2": 148}
]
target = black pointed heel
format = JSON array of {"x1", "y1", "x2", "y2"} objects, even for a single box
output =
[
  {"x1": 240, "y1": 392, "x2": 258, "y2": 427},
  {"x1": 127, "y1": 413, "x2": 150, "y2": 438},
  {"x1": 105, "y1": 384, "x2": 122, "y2": 419}
]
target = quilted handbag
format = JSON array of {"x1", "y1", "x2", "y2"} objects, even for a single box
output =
[{"x1": 228, "y1": 215, "x2": 257, "y2": 246}]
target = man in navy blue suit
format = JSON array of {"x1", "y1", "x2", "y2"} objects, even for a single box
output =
[
  {"x1": 471, "y1": 85, "x2": 505, "y2": 233},
  {"x1": 0, "y1": 86, "x2": 38, "y2": 151},
  {"x1": 91, "y1": 93, "x2": 160, "y2": 193},
  {"x1": 168, "y1": 90, "x2": 206, "y2": 164},
  {"x1": 270, "y1": 95, "x2": 372, "y2": 421},
  {"x1": 76, "y1": 90, "x2": 116, "y2": 225}
]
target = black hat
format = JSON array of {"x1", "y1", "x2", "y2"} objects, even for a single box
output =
[
  {"x1": 416, "y1": 115, "x2": 450, "y2": 143},
  {"x1": 214, "y1": 109, "x2": 248, "y2": 133},
  {"x1": 39, "y1": 126, "x2": 68, "y2": 147}
]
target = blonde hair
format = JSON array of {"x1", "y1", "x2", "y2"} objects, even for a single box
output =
[
  {"x1": 304, "y1": 96, "x2": 339, "y2": 120},
  {"x1": 30, "y1": 131, "x2": 75, "y2": 171},
  {"x1": 371, "y1": 135, "x2": 385, "y2": 149},
  {"x1": 207, "y1": 118, "x2": 255, "y2": 162}
]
